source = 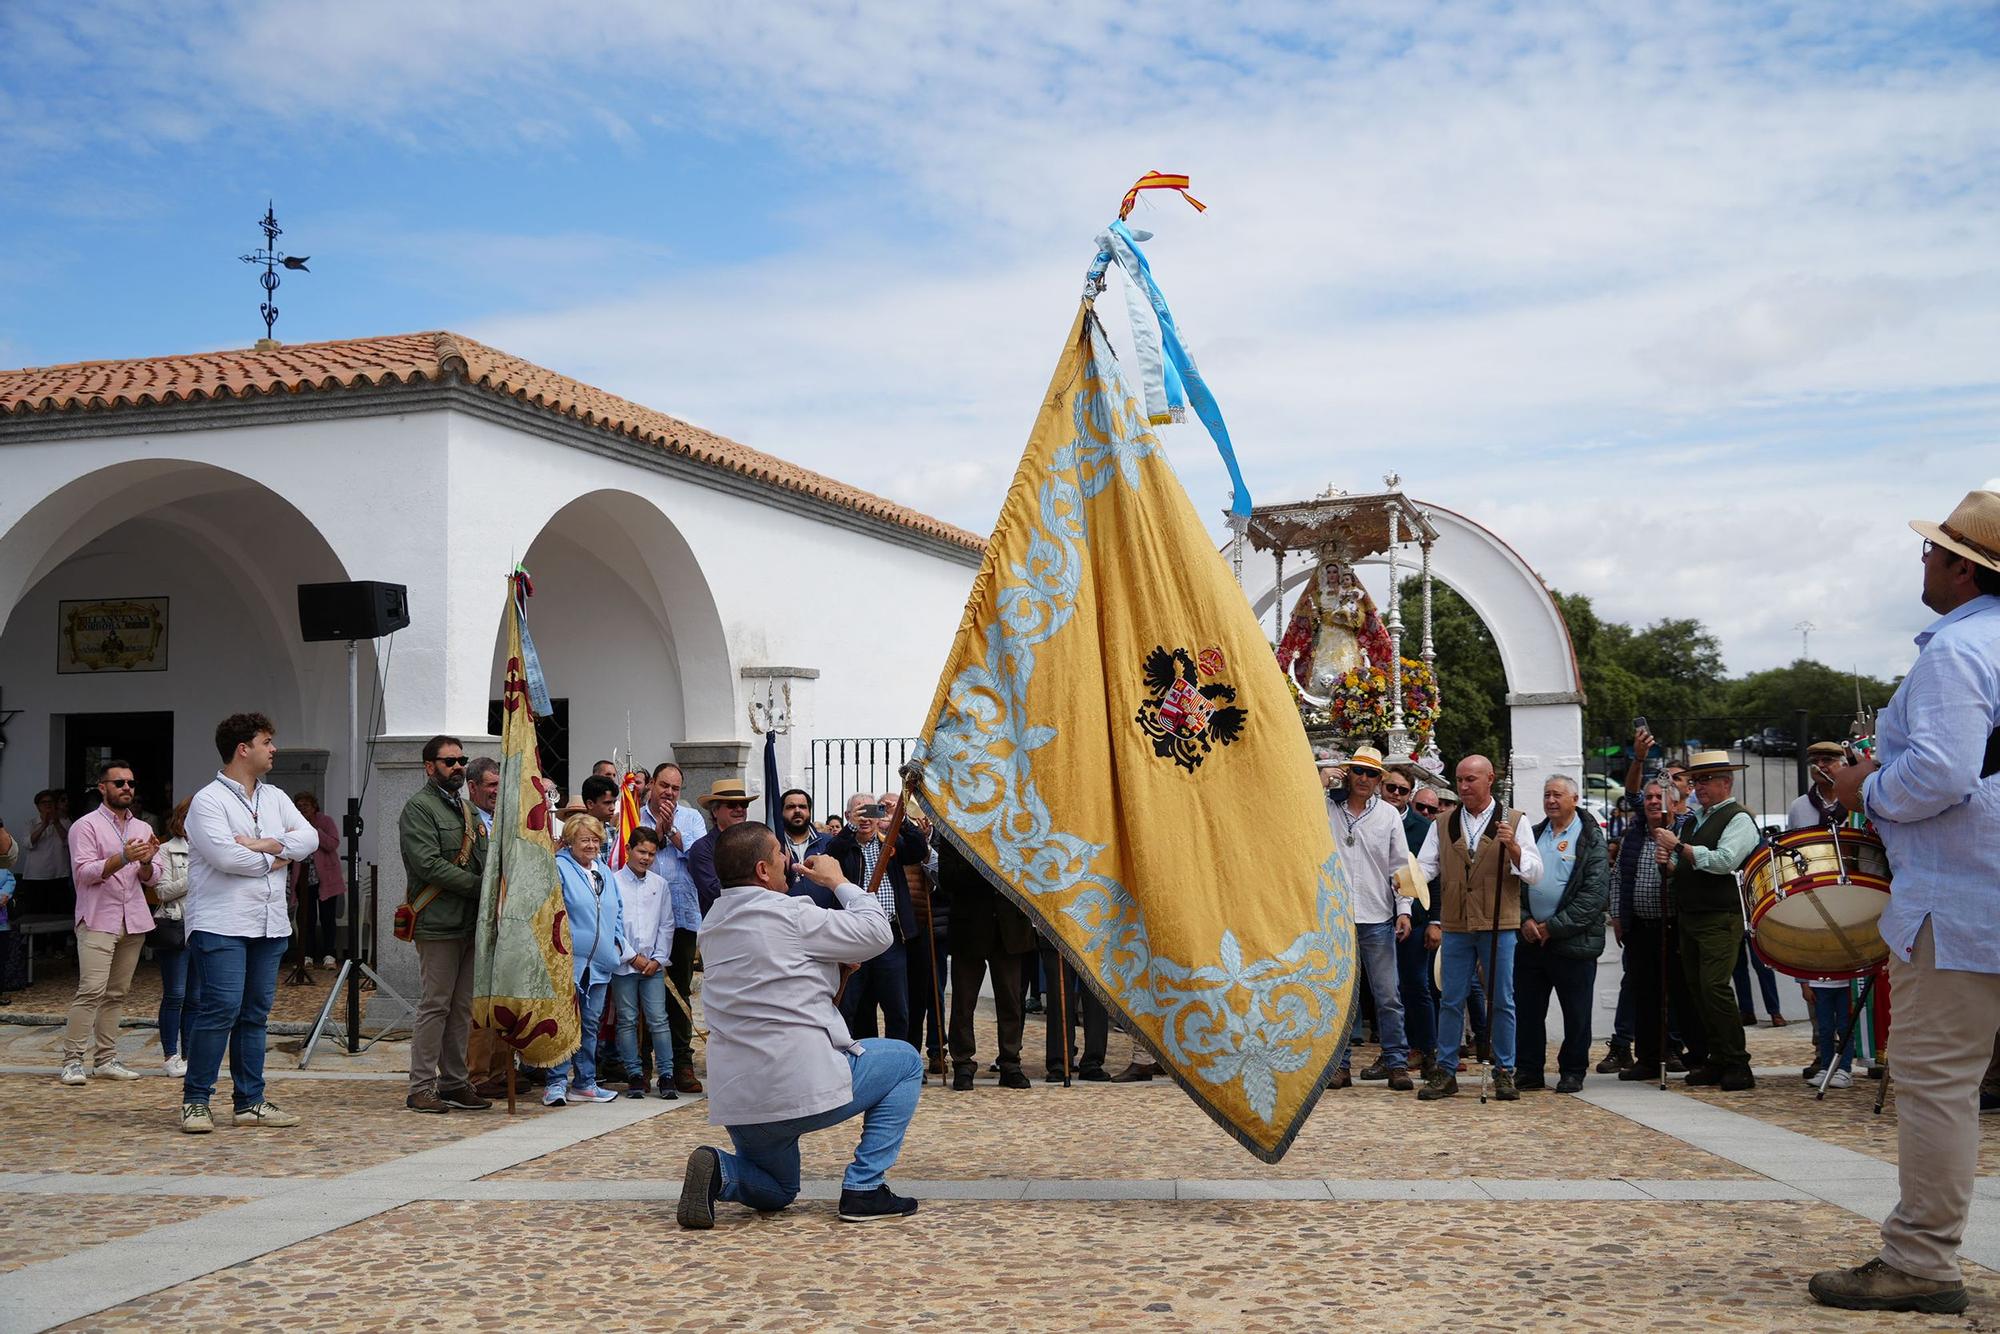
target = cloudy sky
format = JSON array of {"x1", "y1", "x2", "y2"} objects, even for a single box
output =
[{"x1": 4, "y1": 1, "x2": 1996, "y2": 680}]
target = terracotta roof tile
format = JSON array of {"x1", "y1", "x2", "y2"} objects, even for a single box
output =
[{"x1": 0, "y1": 331, "x2": 984, "y2": 552}]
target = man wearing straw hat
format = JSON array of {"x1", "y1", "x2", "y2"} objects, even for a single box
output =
[
  {"x1": 1810, "y1": 488, "x2": 2000, "y2": 1315},
  {"x1": 1324, "y1": 746, "x2": 1417, "y2": 1092},
  {"x1": 1651, "y1": 748, "x2": 1758, "y2": 1091}
]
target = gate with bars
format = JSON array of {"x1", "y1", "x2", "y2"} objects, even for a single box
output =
[{"x1": 806, "y1": 737, "x2": 920, "y2": 821}]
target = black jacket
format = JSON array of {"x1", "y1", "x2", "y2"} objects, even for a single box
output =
[
  {"x1": 827, "y1": 823, "x2": 929, "y2": 938},
  {"x1": 1526, "y1": 810, "x2": 1610, "y2": 959}
]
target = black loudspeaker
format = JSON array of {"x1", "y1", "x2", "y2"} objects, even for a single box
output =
[{"x1": 297, "y1": 581, "x2": 411, "y2": 642}]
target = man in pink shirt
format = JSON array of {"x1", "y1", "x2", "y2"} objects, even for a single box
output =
[{"x1": 62, "y1": 759, "x2": 159, "y2": 1086}]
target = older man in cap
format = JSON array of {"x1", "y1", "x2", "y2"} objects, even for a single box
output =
[
  {"x1": 1652, "y1": 749, "x2": 1760, "y2": 1091},
  {"x1": 1811, "y1": 488, "x2": 2000, "y2": 1315},
  {"x1": 1325, "y1": 747, "x2": 1417, "y2": 1091},
  {"x1": 1789, "y1": 741, "x2": 1852, "y2": 831}
]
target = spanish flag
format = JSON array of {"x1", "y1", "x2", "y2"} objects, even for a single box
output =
[
  {"x1": 912, "y1": 305, "x2": 1357, "y2": 1162},
  {"x1": 472, "y1": 569, "x2": 582, "y2": 1068}
]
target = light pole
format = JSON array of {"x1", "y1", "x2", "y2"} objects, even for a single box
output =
[{"x1": 1793, "y1": 620, "x2": 1817, "y2": 662}]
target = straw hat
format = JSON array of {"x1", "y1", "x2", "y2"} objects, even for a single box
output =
[
  {"x1": 1806, "y1": 740, "x2": 1846, "y2": 760},
  {"x1": 1345, "y1": 745, "x2": 1387, "y2": 774},
  {"x1": 1683, "y1": 749, "x2": 1747, "y2": 776},
  {"x1": 1911, "y1": 490, "x2": 2000, "y2": 574},
  {"x1": 697, "y1": 778, "x2": 757, "y2": 808}
]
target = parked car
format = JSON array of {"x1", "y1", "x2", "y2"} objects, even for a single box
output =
[{"x1": 1744, "y1": 727, "x2": 1795, "y2": 756}]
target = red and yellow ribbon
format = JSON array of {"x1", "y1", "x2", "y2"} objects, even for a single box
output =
[{"x1": 1119, "y1": 171, "x2": 1206, "y2": 220}]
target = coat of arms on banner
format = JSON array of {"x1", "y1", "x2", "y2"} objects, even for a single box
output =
[{"x1": 1136, "y1": 644, "x2": 1246, "y2": 770}]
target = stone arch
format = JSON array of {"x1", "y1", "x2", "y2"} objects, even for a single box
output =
[
  {"x1": 0, "y1": 459, "x2": 364, "y2": 812},
  {"x1": 492, "y1": 488, "x2": 734, "y2": 785},
  {"x1": 1242, "y1": 499, "x2": 1583, "y2": 800}
]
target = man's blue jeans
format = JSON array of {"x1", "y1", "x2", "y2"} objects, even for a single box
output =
[
  {"x1": 550, "y1": 979, "x2": 609, "y2": 1096},
  {"x1": 610, "y1": 971, "x2": 673, "y2": 1082},
  {"x1": 1338, "y1": 921, "x2": 1409, "y2": 1070},
  {"x1": 1812, "y1": 985, "x2": 1854, "y2": 1073},
  {"x1": 182, "y1": 931, "x2": 287, "y2": 1109},
  {"x1": 719, "y1": 1038, "x2": 923, "y2": 1209},
  {"x1": 1439, "y1": 929, "x2": 1517, "y2": 1074}
]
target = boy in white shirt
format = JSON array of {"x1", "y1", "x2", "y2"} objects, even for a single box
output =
[{"x1": 610, "y1": 826, "x2": 678, "y2": 1099}]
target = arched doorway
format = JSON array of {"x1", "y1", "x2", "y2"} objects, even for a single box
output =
[
  {"x1": 0, "y1": 460, "x2": 363, "y2": 826},
  {"x1": 490, "y1": 488, "x2": 733, "y2": 796},
  {"x1": 1240, "y1": 498, "x2": 1584, "y2": 801}
]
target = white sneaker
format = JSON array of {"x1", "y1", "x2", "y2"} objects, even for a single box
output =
[
  {"x1": 164, "y1": 1054, "x2": 188, "y2": 1077},
  {"x1": 95, "y1": 1058, "x2": 143, "y2": 1081},
  {"x1": 321, "y1": 956, "x2": 337, "y2": 969},
  {"x1": 58, "y1": 1060, "x2": 88, "y2": 1086},
  {"x1": 1828, "y1": 1069, "x2": 1853, "y2": 1089}
]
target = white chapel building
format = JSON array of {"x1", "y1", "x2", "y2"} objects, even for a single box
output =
[{"x1": 0, "y1": 331, "x2": 983, "y2": 995}]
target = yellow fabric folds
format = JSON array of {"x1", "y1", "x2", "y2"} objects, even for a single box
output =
[
  {"x1": 472, "y1": 576, "x2": 581, "y2": 1069},
  {"x1": 913, "y1": 304, "x2": 1357, "y2": 1161}
]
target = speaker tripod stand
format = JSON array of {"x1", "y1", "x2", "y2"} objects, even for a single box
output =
[{"x1": 297, "y1": 637, "x2": 419, "y2": 1067}]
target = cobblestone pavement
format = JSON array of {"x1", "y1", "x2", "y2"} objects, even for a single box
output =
[
  {"x1": 0, "y1": 1000, "x2": 1991, "y2": 1331},
  {"x1": 64, "y1": 1199, "x2": 1995, "y2": 1333}
]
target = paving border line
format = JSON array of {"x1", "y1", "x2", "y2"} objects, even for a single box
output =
[
  {"x1": 0, "y1": 1094, "x2": 702, "y2": 1333},
  {"x1": 1577, "y1": 1078, "x2": 2000, "y2": 1272}
]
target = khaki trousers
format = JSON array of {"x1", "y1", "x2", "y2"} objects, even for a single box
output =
[
  {"x1": 409, "y1": 935, "x2": 476, "y2": 1097},
  {"x1": 1881, "y1": 921, "x2": 2000, "y2": 1281},
  {"x1": 64, "y1": 928, "x2": 147, "y2": 1066}
]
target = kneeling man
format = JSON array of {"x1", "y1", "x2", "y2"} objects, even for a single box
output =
[{"x1": 678, "y1": 821, "x2": 924, "y2": 1228}]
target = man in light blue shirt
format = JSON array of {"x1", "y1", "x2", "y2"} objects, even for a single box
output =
[
  {"x1": 1811, "y1": 489, "x2": 2000, "y2": 1316},
  {"x1": 639, "y1": 762, "x2": 710, "y2": 1093}
]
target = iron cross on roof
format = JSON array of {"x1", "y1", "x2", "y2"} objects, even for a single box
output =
[{"x1": 238, "y1": 202, "x2": 312, "y2": 345}]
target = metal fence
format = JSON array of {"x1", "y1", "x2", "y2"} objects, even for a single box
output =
[
  {"x1": 1579, "y1": 709, "x2": 1863, "y2": 827},
  {"x1": 806, "y1": 737, "x2": 919, "y2": 820}
]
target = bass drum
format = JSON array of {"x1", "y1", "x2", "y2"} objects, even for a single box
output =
[{"x1": 1744, "y1": 826, "x2": 1891, "y2": 981}]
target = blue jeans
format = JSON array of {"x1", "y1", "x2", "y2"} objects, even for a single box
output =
[
  {"x1": 182, "y1": 931, "x2": 287, "y2": 1109},
  {"x1": 1812, "y1": 986, "x2": 1854, "y2": 1072},
  {"x1": 719, "y1": 1038, "x2": 923, "y2": 1208},
  {"x1": 610, "y1": 971, "x2": 673, "y2": 1082},
  {"x1": 1396, "y1": 929, "x2": 1438, "y2": 1056},
  {"x1": 1339, "y1": 921, "x2": 1409, "y2": 1070},
  {"x1": 156, "y1": 944, "x2": 198, "y2": 1059},
  {"x1": 1733, "y1": 933, "x2": 1783, "y2": 1018},
  {"x1": 551, "y1": 979, "x2": 609, "y2": 1095},
  {"x1": 1438, "y1": 929, "x2": 1517, "y2": 1074}
]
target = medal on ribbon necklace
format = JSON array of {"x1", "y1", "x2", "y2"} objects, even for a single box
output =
[{"x1": 1337, "y1": 794, "x2": 1376, "y2": 847}]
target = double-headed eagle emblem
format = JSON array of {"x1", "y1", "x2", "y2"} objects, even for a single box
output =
[{"x1": 1135, "y1": 644, "x2": 1247, "y2": 772}]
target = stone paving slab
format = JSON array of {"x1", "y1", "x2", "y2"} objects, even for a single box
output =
[
  {"x1": 0, "y1": 1072, "x2": 549, "y2": 1178},
  {"x1": 497, "y1": 1079, "x2": 1757, "y2": 1182},
  {"x1": 1669, "y1": 1074, "x2": 2000, "y2": 1172},
  {"x1": 0, "y1": 1195, "x2": 243, "y2": 1275},
  {"x1": 69, "y1": 1198, "x2": 1998, "y2": 1331}
]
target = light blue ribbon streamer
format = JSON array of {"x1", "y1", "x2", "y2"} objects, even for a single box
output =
[
  {"x1": 1087, "y1": 220, "x2": 1252, "y2": 519},
  {"x1": 514, "y1": 580, "x2": 553, "y2": 716}
]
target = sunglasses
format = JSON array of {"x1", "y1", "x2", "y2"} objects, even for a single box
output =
[
  {"x1": 1414, "y1": 803, "x2": 1440, "y2": 815},
  {"x1": 433, "y1": 756, "x2": 468, "y2": 767},
  {"x1": 104, "y1": 778, "x2": 135, "y2": 789},
  {"x1": 1382, "y1": 783, "x2": 1412, "y2": 795}
]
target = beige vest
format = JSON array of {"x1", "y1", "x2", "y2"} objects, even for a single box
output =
[{"x1": 1438, "y1": 804, "x2": 1524, "y2": 932}]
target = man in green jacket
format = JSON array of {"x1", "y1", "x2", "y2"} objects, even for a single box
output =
[
  {"x1": 1515, "y1": 776, "x2": 1610, "y2": 1093},
  {"x1": 398, "y1": 734, "x2": 490, "y2": 1114}
]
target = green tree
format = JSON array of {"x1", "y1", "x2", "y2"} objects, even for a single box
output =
[
  {"x1": 1401, "y1": 577, "x2": 1507, "y2": 764},
  {"x1": 1723, "y1": 660, "x2": 1897, "y2": 739}
]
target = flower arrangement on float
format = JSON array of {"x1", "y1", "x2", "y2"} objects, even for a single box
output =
[{"x1": 1289, "y1": 658, "x2": 1441, "y2": 760}]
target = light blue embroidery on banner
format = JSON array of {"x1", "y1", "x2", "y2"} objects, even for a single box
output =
[{"x1": 916, "y1": 318, "x2": 1355, "y2": 1126}]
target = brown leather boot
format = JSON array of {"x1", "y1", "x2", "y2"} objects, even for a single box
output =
[{"x1": 1809, "y1": 1259, "x2": 1969, "y2": 1314}]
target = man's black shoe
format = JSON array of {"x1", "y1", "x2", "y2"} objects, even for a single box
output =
[
  {"x1": 998, "y1": 1069, "x2": 1032, "y2": 1089},
  {"x1": 839, "y1": 1185, "x2": 919, "y2": 1223},
  {"x1": 1618, "y1": 1064, "x2": 1661, "y2": 1082},
  {"x1": 1719, "y1": 1065, "x2": 1756, "y2": 1092},
  {"x1": 1077, "y1": 1066, "x2": 1110, "y2": 1082},
  {"x1": 655, "y1": 1078, "x2": 679, "y2": 1101},
  {"x1": 1554, "y1": 1073, "x2": 1585, "y2": 1094},
  {"x1": 676, "y1": 1146, "x2": 721, "y2": 1230},
  {"x1": 1514, "y1": 1074, "x2": 1547, "y2": 1091},
  {"x1": 1358, "y1": 1058, "x2": 1393, "y2": 1082},
  {"x1": 1683, "y1": 1064, "x2": 1725, "y2": 1086},
  {"x1": 622, "y1": 1086, "x2": 647, "y2": 1099},
  {"x1": 951, "y1": 1068, "x2": 975, "y2": 1091},
  {"x1": 1664, "y1": 1055, "x2": 1688, "y2": 1073},
  {"x1": 1595, "y1": 1041, "x2": 1632, "y2": 1074}
]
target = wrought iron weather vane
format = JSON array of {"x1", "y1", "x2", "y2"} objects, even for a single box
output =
[{"x1": 238, "y1": 202, "x2": 311, "y2": 344}]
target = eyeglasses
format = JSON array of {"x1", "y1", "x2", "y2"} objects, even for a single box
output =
[
  {"x1": 1414, "y1": 804, "x2": 1440, "y2": 816},
  {"x1": 104, "y1": 778, "x2": 135, "y2": 789},
  {"x1": 1382, "y1": 783, "x2": 1412, "y2": 795},
  {"x1": 433, "y1": 756, "x2": 468, "y2": 768}
]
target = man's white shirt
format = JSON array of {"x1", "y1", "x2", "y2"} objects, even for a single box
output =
[
  {"x1": 1330, "y1": 795, "x2": 1412, "y2": 924},
  {"x1": 1416, "y1": 801, "x2": 1544, "y2": 887},
  {"x1": 185, "y1": 773, "x2": 320, "y2": 938}
]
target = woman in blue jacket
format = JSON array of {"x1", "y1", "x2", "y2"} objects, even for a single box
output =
[{"x1": 549, "y1": 815, "x2": 630, "y2": 1107}]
